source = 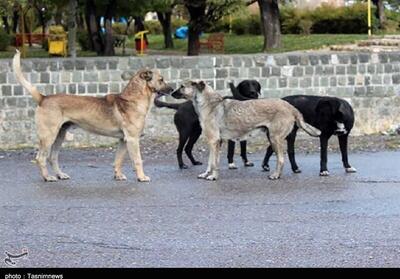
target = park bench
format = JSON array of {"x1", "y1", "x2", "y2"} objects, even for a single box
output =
[
  {"x1": 113, "y1": 34, "x2": 127, "y2": 55},
  {"x1": 198, "y1": 32, "x2": 224, "y2": 54},
  {"x1": 15, "y1": 33, "x2": 48, "y2": 46}
]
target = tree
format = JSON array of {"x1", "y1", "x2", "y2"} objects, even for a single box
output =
[
  {"x1": 372, "y1": 0, "x2": 386, "y2": 28},
  {"x1": 257, "y1": 0, "x2": 281, "y2": 51},
  {"x1": 152, "y1": 0, "x2": 176, "y2": 49},
  {"x1": 184, "y1": 0, "x2": 242, "y2": 56},
  {"x1": 0, "y1": 0, "x2": 14, "y2": 33},
  {"x1": 67, "y1": 0, "x2": 77, "y2": 58}
]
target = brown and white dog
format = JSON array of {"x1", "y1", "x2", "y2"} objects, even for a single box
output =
[
  {"x1": 13, "y1": 50, "x2": 173, "y2": 183},
  {"x1": 172, "y1": 80, "x2": 321, "y2": 180}
]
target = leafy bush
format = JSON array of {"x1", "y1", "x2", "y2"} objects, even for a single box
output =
[
  {"x1": 231, "y1": 15, "x2": 261, "y2": 35},
  {"x1": 281, "y1": 3, "x2": 381, "y2": 34},
  {"x1": 144, "y1": 20, "x2": 162, "y2": 34},
  {"x1": 112, "y1": 22, "x2": 127, "y2": 35},
  {"x1": 0, "y1": 29, "x2": 11, "y2": 51},
  {"x1": 299, "y1": 19, "x2": 313, "y2": 35},
  {"x1": 77, "y1": 29, "x2": 91, "y2": 51}
]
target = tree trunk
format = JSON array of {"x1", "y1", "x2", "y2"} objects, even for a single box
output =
[
  {"x1": 103, "y1": 0, "x2": 117, "y2": 56},
  {"x1": 258, "y1": 0, "x2": 281, "y2": 51},
  {"x1": 84, "y1": 0, "x2": 103, "y2": 54},
  {"x1": 12, "y1": 9, "x2": 18, "y2": 33},
  {"x1": 376, "y1": 0, "x2": 386, "y2": 28},
  {"x1": 67, "y1": 0, "x2": 78, "y2": 58},
  {"x1": 134, "y1": 16, "x2": 148, "y2": 44},
  {"x1": 186, "y1": 3, "x2": 206, "y2": 56},
  {"x1": 157, "y1": 11, "x2": 174, "y2": 49},
  {"x1": 2, "y1": 16, "x2": 10, "y2": 33}
]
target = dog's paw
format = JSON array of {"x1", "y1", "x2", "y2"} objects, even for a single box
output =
[
  {"x1": 179, "y1": 164, "x2": 189, "y2": 169},
  {"x1": 345, "y1": 166, "x2": 357, "y2": 173},
  {"x1": 198, "y1": 172, "x2": 209, "y2": 179},
  {"x1": 114, "y1": 173, "x2": 127, "y2": 181},
  {"x1": 262, "y1": 165, "x2": 270, "y2": 172},
  {"x1": 293, "y1": 168, "x2": 302, "y2": 174},
  {"x1": 268, "y1": 173, "x2": 280, "y2": 180},
  {"x1": 319, "y1": 170, "x2": 330, "y2": 176},
  {"x1": 137, "y1": 175, "x2": 151, "y2": 182},
  {"x1": 244, "y1": 161, "x2": 254, "y2": 167},
  {"x1": 193, "y1": 161, "x2": 203, "y2": 166},
  {"x1": 44, "y1": 175, "x2": 58, "y2": 182},
  {"x1": 228, "y1": 163, "x2": 238, "y2": 169},
  {"x1": 206, "y1": 175, "x2": 218, "y2": 181},
  {"x1": 57, "y1": 172, "x2": 71, "y2": 180}
]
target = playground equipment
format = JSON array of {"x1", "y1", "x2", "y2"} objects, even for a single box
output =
[
  {"x1": 134, "y1": 30, "x2": 149, "y2": 56},
  {"x1": 48, "y1": 26, "x2": 68, "y2": 57}
]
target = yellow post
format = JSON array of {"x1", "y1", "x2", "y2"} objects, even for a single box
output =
[
  {"x1": 135, "y1": 30, "x2": 149, "y2": 56},
  {"x1": 367, "y1": 0, "x2": 372, "y2": 36}
]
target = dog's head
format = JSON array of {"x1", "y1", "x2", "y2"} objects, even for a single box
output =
[
  {"x1": 237, "y1": 80, "x2": 261, "y2": 99},
  {"x1": 315, "y1": 99, "x2": 349, "y2": 135},
  {"x1": 121, "y1": 69, "x2": 173, "y2": 96},
  {"x1": 171, "y1": 80, "x2": 207, "y2": 101}
]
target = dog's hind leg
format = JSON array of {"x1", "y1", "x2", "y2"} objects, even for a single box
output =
[
  {"x1": 114, "y1": 139, "x2": 128, "y2": 180},
  {"x1": 287, "y1": 129, "x2": 301, "y2": 173},
  {"x1": 262, "y1": 146, "x2": 273, "y2": 171},
  {"x1": 268, "y1": 136, "x2": 285, "y2": 180},
  {"x1": 338, "y1": 134, "x2": 357, "y2": 173},
  {"x1": 185, "y1": 127, "x2": 202, "y2": 166},
  {"x1": 49, "y1": 125, "x2": 70, "y2": 180},
  {"x1": 240, "y1": 141, "x2": 254, "y2": 167},
  {"x1": 177, "y1": 130, "x2": 190, "y2": 169}
]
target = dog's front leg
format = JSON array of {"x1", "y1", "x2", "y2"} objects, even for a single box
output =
[
  {"x1": 124, "y1": 133, "x2": 150, "y2": 182},
  {"x1": 198, "y1": 148, "x2": 213, "y2": 179},
  {"x1": 199, "y1": 140, "x2": 220, "y2": 181}
]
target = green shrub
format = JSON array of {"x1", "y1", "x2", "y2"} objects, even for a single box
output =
[
  {"x1": 172, "y1": 18, "x2": 188, "y2": 31},
  {"x1": 382, "y1": 19, "x2": 400, "y2": 33},
  {"x1": 77, "y1": 29, "x2": 91, "y2": 51},
  {"x1": 112, "y1": 22, "x2": 127, "y2": 35},
  {"x1": 299, "y1": 19, "x2": 313, "y2": 35},
  {"x1": 280, "y1": 3, "x2": 381, "y2": 34},
  {"x1": 0, "y1": 29, "x2": 11, "y2": 51},
  {"x1": 231, "y1": 15, "x2": 261, "y2": 35},
  {"x1": 144, "y1": 20, "x2": 162, "y2": 34}
]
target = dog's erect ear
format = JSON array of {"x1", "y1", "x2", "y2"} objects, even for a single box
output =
[
  {"x1": 121, "y1": 71, "x2": 134, "y2": 81},
  {"x1": 195, "y1": 81, "x2": 206, "y2": 91},
  {"x1": 140, "y1": 70, "x2": 153, "y2": 81}
]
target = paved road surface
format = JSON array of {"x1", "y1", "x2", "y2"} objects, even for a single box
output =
[{"x1": 1, "y1": 149, "x2": 400, "y2": 267}]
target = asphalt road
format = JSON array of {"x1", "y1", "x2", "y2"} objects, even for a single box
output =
[{"x1": 1, "y1": 148, "x2": 400, "y2": 267}]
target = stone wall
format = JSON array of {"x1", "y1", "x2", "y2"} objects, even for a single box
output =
[{"x1": 0, "y1": 51, "x2": 400, "y2": 149}]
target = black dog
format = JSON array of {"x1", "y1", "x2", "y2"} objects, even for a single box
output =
[
  {"x1": 154, "y1": 80, "x2": 261, "y2": 169},
  {"x1": 262, "y1": 95, "x2": 357, "y2": 176}
]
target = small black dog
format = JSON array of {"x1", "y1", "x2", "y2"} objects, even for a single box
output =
[
  {"x1": 154, "y1": 80, "x2": 261, "y2": 169},
  {"x1": 262, "y1": 95, "x2": 356, "y2": 176}
]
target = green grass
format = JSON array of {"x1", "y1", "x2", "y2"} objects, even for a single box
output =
[
  {"x1": 0, "y1": 33, "x2": 371, "y2": 58},
  {"x1": 143, "y1": 33, "x2": 370, "y2": 54}
]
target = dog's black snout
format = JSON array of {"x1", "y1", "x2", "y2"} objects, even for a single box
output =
[{"x1": 171, "y1": 86, "x2": 184, "y2": 99}]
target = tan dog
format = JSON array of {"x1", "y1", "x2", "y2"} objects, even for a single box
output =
[
  {"x1": 172, "y1": 80, "x2": 321, "y2": 180},
  {"x1": 13, "y1": 50, "x2": 172, "y2": 182}
]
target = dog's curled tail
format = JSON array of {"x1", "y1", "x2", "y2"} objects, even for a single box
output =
[
  {"x1": 154, "y1": 97, "x2": 181, "y2": 110},
  {"x1": 293, "y1": 109, "x2": 321, "y2": 137},
  {"x1": 13, "y1": 49, "x2": 43, "y2": 104}
]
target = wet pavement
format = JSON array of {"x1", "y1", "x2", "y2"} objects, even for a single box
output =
[{"x1": 1, "y1": 148, "x2": 400, "y2": 267}]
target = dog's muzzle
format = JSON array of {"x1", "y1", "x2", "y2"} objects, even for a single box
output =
[
  {"x1": 334, "y1": 122, "x2": 347, "y2": 135},
  {"x1": 156, "y1": 86, "x2": 174, "y2": 97},
  {"x1": 171, "y1": 86, "x2": 184, "y2": 99}
]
